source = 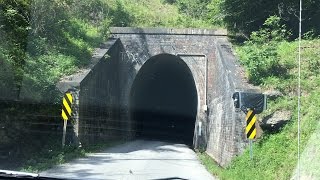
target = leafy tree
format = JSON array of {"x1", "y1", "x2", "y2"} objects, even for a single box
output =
[
  {"x1": 176, "y1": 0, "x2": 211, "y2": 19},
  {"x1": 237, "y1": 16, "x2": 293, "y2": 85},
  {"x1": 222, "y1": 0, "x2": 320, "y2": 38},
  {"x1": 206, "y1": 0, "x2": 224, "y2": 26},
  {"x1": 0, "y1": 0, "x2": 30, "y2": 49},
  {"x1": 0, "y1": 0, "x2": 31, "y2": 97}
]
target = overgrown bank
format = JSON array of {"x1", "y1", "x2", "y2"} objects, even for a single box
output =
[
  {"x1": 199, "y1": 16, "x2": 320, "y2": 180},
  {"x1": 0, "y1": 0, "x2": 212, "y2": 103},
  {"x1": 0, "y1": 0, "x2": 212, "y2": 171}
]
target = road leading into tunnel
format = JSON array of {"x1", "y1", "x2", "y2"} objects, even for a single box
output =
[{"x1": 41, "y1": 140, "x2": 216, "y2": 180}]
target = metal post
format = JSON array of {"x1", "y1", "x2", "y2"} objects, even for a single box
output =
[
  {"x1": 249, "y1": 139, "x2": 253, "y2": 160},
  {"x1": 62, "y1": 120, "x2": 67, "y2": 147}
]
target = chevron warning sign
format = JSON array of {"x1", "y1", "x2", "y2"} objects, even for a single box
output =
[
  {"x1": 245, "y1": 109, "x2": 256, "y2": 139},
  {"x1": 61, "y1": 92, "x2": 73, "y2": 121}
]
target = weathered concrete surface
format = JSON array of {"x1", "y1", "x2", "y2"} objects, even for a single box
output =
[
  {"x1": 40, "y1": 140, "x2": 216, "y2": 180},
  {"x1": 57, "y1": 38, "x2": 133, "y2": 145},
  {"x1": 56, "y1": 27, "x2": 257, "y2": 167}
]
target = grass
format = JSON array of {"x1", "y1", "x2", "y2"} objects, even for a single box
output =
[
  {"x1": 19, "y1": 140, "x2": 123, "y2": 173},
  {"x1": 198, "y1": 38, "x2": 320, "y2": 179},
  {"x1": 197, "y1": 152, "x2": 224, "y2": 177},
  {"x1": 5, "y1": 0, "x2": 215, "y2": 104},
  {"x1": 1, "y1": 0, "x2": 216, "y2": 174}
]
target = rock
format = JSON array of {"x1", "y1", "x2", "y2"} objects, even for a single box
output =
[
  {"x1": 264, "y1": 89, "x2": 283, "y2": 100},
  {"x1": 261, "y1": 110, "x2": 292, "y2": 133}
]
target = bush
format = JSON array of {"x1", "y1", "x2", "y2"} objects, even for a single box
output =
[
  {"x1": 236, "y1": 16, "x2": 293, "y2": 85},
  {"x1": 249, "y1": 16, "x2": 291, "y2": 43},
  {"x1": 20, "y1": 53, "x2": 77, "y2": 103},
  {"x1": 0, "y1": 0, "x2": 216, "y2": 103},
  {"x1": 206, "y1": 0, "x2": 224, "y2": 26},
  {"x1": 0, "y1": 45, "x2": 17, "y2": 99},
  {"x1": 222, "y1": 0, "x2": 320, "y2": 38}
]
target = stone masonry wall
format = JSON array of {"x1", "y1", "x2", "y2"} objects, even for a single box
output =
[
  {"x1": 57, "y1": 38, "x2": 132, "y2": 145},
  {"x1": 205, "y1": 37, "x2": 251, "y2": 166},
  {"x1": 110, "y1": 27, "x2": 252, "y2": 166},
  {"x1": 57, "y1": 27, "x2": 254, "y2": 167},
  {"x1": 110, "y1": 27, "x2": 219, "y2": 149},
  {"x1": 79, "y1": 38, "x2": 134, "y2": 144}
]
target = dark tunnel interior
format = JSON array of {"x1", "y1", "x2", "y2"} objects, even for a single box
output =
[{"x1": 129, "y1": 54, "x2": 198, "y2": 145}]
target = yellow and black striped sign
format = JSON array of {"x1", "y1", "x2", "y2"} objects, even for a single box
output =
[
  {"x1": 61, "y1": 92, "x2": 73, "y2": 121},
  {"x1": 245, "y1": 110, "x2": 256, "y2": 139}
]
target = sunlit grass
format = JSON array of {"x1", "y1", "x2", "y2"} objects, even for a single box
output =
[{"x1": 199, "y1": 38, "x2": 320, "y2": 179}]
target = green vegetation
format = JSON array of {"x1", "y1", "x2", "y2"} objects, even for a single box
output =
[
  {"x1": 0, "y1": 0, "x2": 214, "y2": 103},
  {"x1": 222, "y1": 0, "x2": 320, "y2": 38},
  {"x1": 198, "y1": 15, "x2": 320, "y2": 179},
  {"x1": 1, "y1": 0, "x2": 319, "y2": 102},
  {"x1": 1, "y1": 0, "x2": 320, "y2": 179},
  {"x1": 0, "y1": 0, "x2": 213, "y2": 171},
  {"x1": 197, "y1": 152, "x2": 225, "y2": 177}
]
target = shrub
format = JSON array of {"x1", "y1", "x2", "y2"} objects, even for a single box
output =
[
  {"x1": 236, "y1": 16, "x2": 293, "y2": 85},
  {"x1": 222, "y1": 0, "x2": 320, "y2": 38},
  {"x1": 20, "y1": 53, "x2": 77, "y2": 103}
]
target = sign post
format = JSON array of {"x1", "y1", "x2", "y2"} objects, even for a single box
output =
[
  {"x1": 249, "y1": 139, "x2": 253, "y2": 159},
  {"x1": 62, "y1": 119, "x2": 67, "y2": 147},
  {"x1": 232, "y1": 91, "x2": 266, "y2": 160},
  {"x1": 246, "y1": 109, "x2": 257, "y2": 159},
  {"x1": 61, "y1": 92, "x2": 73, "y2": 147}
]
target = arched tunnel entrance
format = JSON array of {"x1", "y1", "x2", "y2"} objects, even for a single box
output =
[{"x1": 129, "y1": 54, "x2": 198, "y2": 145}]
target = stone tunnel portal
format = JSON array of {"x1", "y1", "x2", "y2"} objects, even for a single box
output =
[{"x1": 129, "y1": 54, "x2": 198, "y2": 145}]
